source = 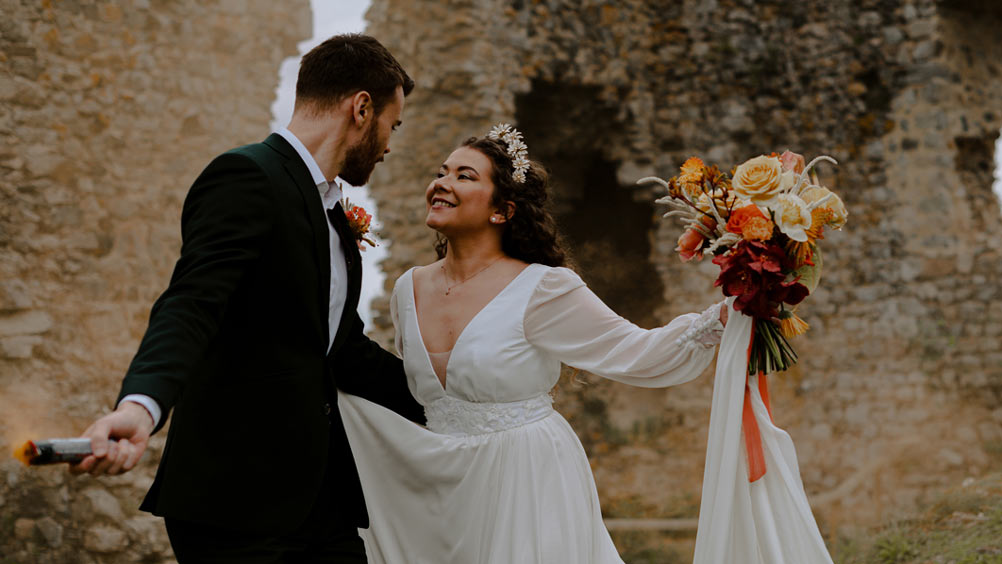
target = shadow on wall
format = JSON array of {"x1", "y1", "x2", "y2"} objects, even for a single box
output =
[
  {"x1": 516, "y1": 81, "x2": 664, "y2": 328},
  {"x1": 955, "y1": 132, "x2": 1001, "y2": 230}
]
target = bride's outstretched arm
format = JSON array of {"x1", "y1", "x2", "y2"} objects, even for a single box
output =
[{"x1": 524, "y1": 267, "x2": 723, "y2": 388}]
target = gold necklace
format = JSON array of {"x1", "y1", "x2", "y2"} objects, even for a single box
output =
[{"x1": 442, "y1": 256, "x2": 505, "y2": 296}]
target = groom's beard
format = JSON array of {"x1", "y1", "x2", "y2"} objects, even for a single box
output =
[{"x1": 340, "y1": 121, "x2": 382, "y2": 187}]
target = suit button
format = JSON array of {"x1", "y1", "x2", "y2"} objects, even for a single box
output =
[{"x1": 322, "y1": 402, "x2": 332, "y2": 416}]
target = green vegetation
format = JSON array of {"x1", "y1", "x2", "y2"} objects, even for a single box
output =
[
  {"x1": 610, "y1": 475, "x2": 1002, "y2": 564},
  {"x1": 612, "y1": 530, "x2": 688, "y2": 564},
  {"x1": 833, "y1": 474, "x2": 1002, "y2": 564}
]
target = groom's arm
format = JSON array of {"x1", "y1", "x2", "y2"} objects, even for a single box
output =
[
  {"x1": 333, "y1": 312, "x2": 425, "y2": 425},
  {"x1": 117, "y1": 152, "x2": 276, "y2": 432},
  {"x1": 73, "y1": 153, "x2": 274, "y2": 475}
]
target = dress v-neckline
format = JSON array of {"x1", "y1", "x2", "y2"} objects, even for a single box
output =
[{"x1": 409, "y1": 264, "x2": 536, "y2": 391}]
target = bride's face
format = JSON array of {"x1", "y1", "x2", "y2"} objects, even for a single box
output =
[{"x1": 425, "y1": 147, "x2": 500, "y2": 235}]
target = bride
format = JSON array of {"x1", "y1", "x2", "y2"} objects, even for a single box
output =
[{"x1": 338, "y1": 124, "x2": 726, "y2": 564}]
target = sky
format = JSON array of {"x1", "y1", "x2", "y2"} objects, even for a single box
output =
[
  {"x1": 996, "y1": 135, "x2": 1002, "y2": 209},
  {"x1": 271, "y1": 0, "x2": 386, "y2": 328}
]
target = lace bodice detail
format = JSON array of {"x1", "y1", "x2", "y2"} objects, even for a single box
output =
[{"x1": 425, "y1": 393, "x2": 555, "y2": 436}]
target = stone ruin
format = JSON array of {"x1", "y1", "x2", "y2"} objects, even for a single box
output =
[
  {"x1": 362, "y1": 0, "x2": 1002, "y2": 554},
  {"x1": 1, "y1": 0, "x2": 1001, "y2": 561},
  {"x1": 0, "y1": 0, "x2": 308, "y2": 561}
]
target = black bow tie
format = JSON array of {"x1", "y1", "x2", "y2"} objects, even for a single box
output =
[{"x1": 327, "y1": 202, "x2": 356, "y2": 271}]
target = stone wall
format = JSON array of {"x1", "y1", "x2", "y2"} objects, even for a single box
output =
[
  {"x1": 0, "y1": 0, "x2": 308, "y2": 561},
  {"x1": 364, "y1": 0, "x2": 1002, "y2": 551}
]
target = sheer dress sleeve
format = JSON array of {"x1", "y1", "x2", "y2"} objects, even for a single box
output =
[
  {"x1": 524, "y1": 267, "x2": 723, "y2": 388},
  {"x1": 390, "y1": 280, "x2": 403, "y2": 357}
]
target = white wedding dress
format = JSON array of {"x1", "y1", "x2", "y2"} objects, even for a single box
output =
[{"x1": 338, "y1": 264, "x2": 722, "y2": 564}]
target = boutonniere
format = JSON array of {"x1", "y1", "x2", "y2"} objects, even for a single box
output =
[{"x1": 342, "y1": 198, "x2": 377, "y2": 249}]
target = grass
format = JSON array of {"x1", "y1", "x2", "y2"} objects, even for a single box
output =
[
  {"x1": 610, "y1": 473, "x2": 1002, "y2": 563},
  {"x1": 833, "y1": 474, "x2": 1002, "y2": 564},
  {"x1": 611, "y1": 530, "x2": 688, "y2": 564}
]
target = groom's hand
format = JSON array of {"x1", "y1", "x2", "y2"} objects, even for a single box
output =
[{"x1": 69, "y1": 402, "x2": 154, "y2": 476}]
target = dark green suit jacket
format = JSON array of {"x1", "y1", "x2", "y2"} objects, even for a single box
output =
[{"x1": 118, "y1": 133, "x2": 423, "y2": 533}]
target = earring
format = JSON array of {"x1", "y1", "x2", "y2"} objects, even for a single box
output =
[{"x1": 490, "y1": 217, "x2": 499, "y2": 223}]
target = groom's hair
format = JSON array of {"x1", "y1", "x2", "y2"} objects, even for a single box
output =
[{"x1": 295, "y1": 34, "x2": 414, "y2": 117}]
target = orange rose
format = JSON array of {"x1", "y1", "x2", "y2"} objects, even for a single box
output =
[
  {"x1": 726, "y1": 203, "x2": 767, "y2": 234},
  {"x1": 741, "y1": 216, "x2": 774, "y2": 241}
]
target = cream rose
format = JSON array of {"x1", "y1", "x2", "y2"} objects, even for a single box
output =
[
  {"x1": 801, "y1": 185, "x2": 848, "y2": 229},
  {"x1": 771, "y1": 193, "x2": 812, "y2": 242},
  {"x1": 731, "y1": 155, "x2": 794, "y2": 204}
]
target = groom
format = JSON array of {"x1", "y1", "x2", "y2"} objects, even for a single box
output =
[{"x1": 71, "y1": 34, "x2": 424, "y2": 562}]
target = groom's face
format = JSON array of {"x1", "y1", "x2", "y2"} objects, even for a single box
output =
[{"x1": 340, "y1": 86, "x2": 404, "y2": 186}]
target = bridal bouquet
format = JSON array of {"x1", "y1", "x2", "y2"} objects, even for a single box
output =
[
  {"x1": 639, "y1": 151, "x2": 847, "y2": 375},
  {"x1": 643, "y1": 152, "x2": 845, "y2": 563}
]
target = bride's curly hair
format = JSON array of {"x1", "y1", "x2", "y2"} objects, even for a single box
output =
[{"x1": 434, "y1": 136, "x2": 571, "y2": 267}]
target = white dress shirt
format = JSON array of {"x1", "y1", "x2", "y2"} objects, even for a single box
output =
[{"x1": 121, "y1": 128, "x2": 349, "y2": 427}]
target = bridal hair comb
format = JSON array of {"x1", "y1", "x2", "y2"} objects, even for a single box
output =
[{"x1": 486, "y1": 123, "x2": 530, "y2": 183}]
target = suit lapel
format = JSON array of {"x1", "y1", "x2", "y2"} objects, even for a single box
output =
[
  {"x1": 328, "y1": 203, "x2": 363, "y2": 356},
  {"x1": 263, "y1": 134, "x2": 331, "y2": 352}
]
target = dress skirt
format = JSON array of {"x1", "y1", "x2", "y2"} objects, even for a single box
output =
[{"x1": 339, "y1": 392, "x2": 625, "y2": 564}]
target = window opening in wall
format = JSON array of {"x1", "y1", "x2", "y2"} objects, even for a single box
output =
[{"x1": 516, "y1": 82, "x2": 664, "y2": 327}]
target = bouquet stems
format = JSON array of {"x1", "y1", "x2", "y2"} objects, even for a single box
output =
[{"x1": 748, "y1": 318, "x2": 798, "y2": 375}]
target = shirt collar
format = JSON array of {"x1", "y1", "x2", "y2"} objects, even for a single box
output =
[
  {"x1": 323, "y1": 179, "x2": 343, "y2": 210},
  {"x1": 275, "y1": 127, "x2": 342, "y2": 207}
]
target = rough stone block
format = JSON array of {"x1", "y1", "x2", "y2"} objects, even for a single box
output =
[
  {"x1": 956, "y1": 426, "x2": 979, "y2": 443},
  {"x1": 83, "y1": 487, "x2": 125, "y2": 521},
  {"x1": 124, "y1": 515, "x2": 170, "y2": 554},
  {"x1": 84, "y1": 525, "x2": 129, "y2": 553},
  {"x1": 0, "y1": 310, "x2": 53, "y2": 336},
  {"x1": 35, "y1": 516, "x2": 63, "y2": 548},
  {"x1": 938, "y1": 448, "x2": 965, "y2": 467},
  {"x1": 0, "y1": 280, "x2": 32, "y2": 311},
  {"x1": 0, "y1": 335, "x2": 43, "y2": 358},
  {"x1": 14, "y1": 518, "x2": 36, "y2": 540},
  {"x1": 882, "y1": 26, "x2": 905, "y2": 45},
  {"x1": 907, "y1": 19, "x2": 936, "y2": 38},
  {"x1": 978, "y1": 421, "x2": 1002, "y2": 442}
]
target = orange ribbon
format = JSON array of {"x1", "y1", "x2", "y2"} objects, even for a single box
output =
[{"x1": 742, "y1": 322, "x2": 774, "y2": 483}]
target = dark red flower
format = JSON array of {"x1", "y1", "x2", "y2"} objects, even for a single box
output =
[{"x1": 712, "y1": 240, "x2": 808, "y2": 319}]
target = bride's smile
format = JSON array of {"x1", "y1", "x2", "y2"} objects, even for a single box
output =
[{"x1": 430, "y1": 198, "x2": 456, "y2": 208}]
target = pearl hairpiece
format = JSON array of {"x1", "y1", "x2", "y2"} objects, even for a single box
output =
[{"x1": 486, "y1": 123, "x2": 530, "y2": 183}]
